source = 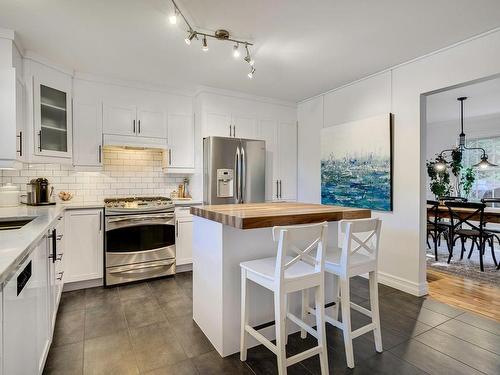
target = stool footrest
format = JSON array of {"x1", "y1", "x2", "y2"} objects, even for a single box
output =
[
  {"x1": 287, "y1": 312, "x2": 318, "y2": 339},
  {"x1": 245, "y1": 325, "x2": 277, "y2": 355},
  {"x1": 352, "y1": 323, "x2": 376, "y2": 339},
  {"x1": 350, "y1": 302, "x2": 372, "y2": 318},
  {"x1": 287, "y1": 346, "x2": 323, "y2": 367}
]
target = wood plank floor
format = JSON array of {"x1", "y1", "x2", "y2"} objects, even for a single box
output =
[{"x1": 427, "y1": 268, "x2": 500, "y2": 322}]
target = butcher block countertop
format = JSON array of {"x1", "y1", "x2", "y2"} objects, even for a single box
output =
[{"x1": 190, "y1": 202, "x2": 371, "y2": 229}]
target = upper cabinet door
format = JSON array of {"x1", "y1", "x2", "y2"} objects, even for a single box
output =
[
  {"x1": 33, "y1": 76, "x2": 72, "y2": 158},
  {"x1": 278, "y1": 121, "x2": 297, "y2": 201},
  {"x1": 167, "y1": 113, "x2": 194, "y2": 169},
  {"x1": 258, "y1": 120, "x2": 279, "y2": 201},
  {"x1": 73, "y1": 101, "x2": 102, "y2": 167},
  {"x1": 103, "y1": 103, "x2": 136, "y2": 136},
  {"x1": 137, "y1": 108, "x2": 166, "y2": 139},
  {"x1": 15, "y1": 77, "x2": 26, "y2": 162},
  {"x1": 232, "y1": 114, "x2": 257, "y2": 139},
  {"x1": 205, "y1": 111, "x2": 232, "y2": 137}
]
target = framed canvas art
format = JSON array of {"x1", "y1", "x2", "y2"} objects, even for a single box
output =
[{"x1": 321, "y1": 113, "x2": 393, "y2": 211}]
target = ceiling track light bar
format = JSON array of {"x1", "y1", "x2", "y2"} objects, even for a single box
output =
[{"x1": 170, "y1": 0, "x2": 255, "y2": 78}]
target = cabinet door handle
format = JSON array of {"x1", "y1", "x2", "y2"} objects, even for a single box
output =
[
  {"x1": 176, "y1": 220, "x2": 179, "y2": 237},
  {"x1": 17, "y1": 131, "x2": 23, "y2": 156},
  {"x1": 56, "y1": 253, "x2": 64, "y2": 261},
  {"x1": 99, "y1": 211, "x2": 102, "y2": 232},
  {"x1": 98, "y1": 145, "x2": 102, "y2": 163},
  {"x1": 233, "y1": 125, "x2": 236, "y2": 137},
  {"x1": 51, "y1": 228, "x2": 57, "y2": 263},
  {"x1": 57, "y1": 271, "x2": 64, "y2": 281},
  {"x1": 38, "y1": 130, "x2": 42, "y2": 152},
  {"x1": 229, "y1": 125, "x2": 232, "y2": 137},
  {"x1": 138, "y1": 120, "x2": 141, "y2": 134},
  {"x1": 276, "y1": 180, "x2": 279, "y2": 199},
  {"x1": 133, "y1": 119, "x2": 136, "y2": 133},
  {"x1": 279, "y1": 180, "x2": 282, "y2": 199}
]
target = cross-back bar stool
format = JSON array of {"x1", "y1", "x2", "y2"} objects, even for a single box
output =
[
  {"x1": 240, "y1": 222, "x2": 330, "y2": 375},
  {"x1": 302, "y1": 218, "x2": 383, "y2": 368}
]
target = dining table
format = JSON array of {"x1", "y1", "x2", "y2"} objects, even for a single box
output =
[{"x1": 429, "y1": 204, "x2": 500, "y2": 224}]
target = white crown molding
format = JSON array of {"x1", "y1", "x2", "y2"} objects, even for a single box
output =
[
  {"x1": 298, "y1": 26, "x2": 500, "y2": 105},
  {"x1": 73, "y1": 71, "x2": 195, "y2": 98},
  {"x1": 195, "y1": 85, "x2": 297, "y2": 108},
  {"x1": 24, "y1": 50, "x2": 74, "y2": 76}
]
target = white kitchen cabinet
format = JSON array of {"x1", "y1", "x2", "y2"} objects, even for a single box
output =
[
  {"x1": 103, "y1": 103, "x2": 166, "y2": 139},
  {"x1": 73, "y1": 100, "x2": 103, "y2": 167},
  {"x1": 278, "y1": 121, "x2": 298, "y2": 201},
  {"x1": 33, "y1": 75, "x2": 73, "y2": 158},
  {"x1": 137, "y1": 108, "x2": 167, "y2": 138},
  {"x1": 204, "y1": 111, "x2": 257, "y2": 139},
  {"x1": 65, "y1": 209, "x2": 103, "y2": 283},
  {"x1": 3, "y1": 235, "x2": 50, "y2": 375},
  {"x1": 166, "y1": 113, "x2": 195, "y2": 170},
  {"x1": 48, "y1": 215, "x2": 65, "y2": 329},
  {"x1": 175, "y1": 207, "x2": 193, "y2": 265},
  {"x1": 0, "y1": 68, "x2": 25, "y2": 169},
  {"x1": 103, "y1": 103, "x2": 136, "y2": 136},
  {"x1": 257, "y1": 120, "x2": 297, "y2": 201}
]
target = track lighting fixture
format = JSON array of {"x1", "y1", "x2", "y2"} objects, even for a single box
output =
[
  {"x1": 247, "y1": 67, "x2": 255, "y2": 79},
  {"x1": 185, "y1": 30, "x2": 196, "y2": 45},
  {"x1": 202, "y1": 35, "x2": 209, "y2": 52},
  {"x1": 168, "y1": 0, "x2": 255, "y2": 78},
  {"x1": 244, "y1": 44, "x2": 254, "y2": 66},
  {"x1": 233, "y1": 43, "x2": 240, "y2": 58},
  {"x1": 169, "y1": 7, "x2": 178, "y2": 25}
]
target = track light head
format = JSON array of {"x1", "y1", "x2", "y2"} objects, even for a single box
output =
[
  {"x1": 233, "y1": 43, "x2": 240, "y2": 58},
  {"x1": 247, "y1": 67, "x2": 256, "y2": 79},
  {"x1": 169, "y1": 7, "x2": 178, "y2": 24},
  {"x1": 202, "y1": 35, "x2": 209, "y2": 52},
  {"x1": 185, "y1": 30, "x2": 196, "y2": 45},
  {"x1": 244, "y1": 45, "x2": 254, "y2": 66}
]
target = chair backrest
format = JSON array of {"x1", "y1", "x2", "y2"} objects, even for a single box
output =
[
  {"x1": 481, "y1": 197, "x2": 500, "y2": 208},
  {"x1": 427, "y1": 200, "x2": 439, "y2": 225},
  {"x1": 338, "y1": 218, "x2": 382, "y2": 269},
  {"x1": 272, "y1": 221, "x2": 328, "y2": 283},
  {"x1": 445, "y1": 201, "x2": 486, "y2": 232},
  {"x1": 441, "y1": 196, "x2": 468, "y2": 202}
]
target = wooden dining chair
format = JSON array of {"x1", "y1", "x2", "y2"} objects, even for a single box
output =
[
  {"x1": 481, "y1": 198, "x2": 500, "y2": 270},
  {"x1": 445, "y1": 201, "x2": 498, "y2": 271},
  {"x1": 427, "y1": 200, "x2": 450, "y2": 261}
]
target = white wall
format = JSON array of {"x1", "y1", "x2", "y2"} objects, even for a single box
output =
[{"x1": 298, "y1": 29, "x2": 500, "y2": 295}]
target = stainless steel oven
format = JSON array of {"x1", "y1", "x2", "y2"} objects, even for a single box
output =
[{"x1": 104, "y1": 197, "x2": 176, "y2": 286}]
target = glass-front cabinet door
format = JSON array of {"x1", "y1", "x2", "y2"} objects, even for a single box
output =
[{"x1": 33, "y1": 77, "x2": 72, "y2": 158}]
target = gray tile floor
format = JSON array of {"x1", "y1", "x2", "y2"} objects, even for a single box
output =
[{"x1": 43, "y1": 272, "x2": 500, "y2": 375}]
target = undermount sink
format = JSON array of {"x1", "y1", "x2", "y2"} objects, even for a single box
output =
[{"x1": 0, "y1": 217, "x2": 36, "y2": 231}]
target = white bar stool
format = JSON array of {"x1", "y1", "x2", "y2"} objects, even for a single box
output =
[
  {"x1": 302, "y1": 218, "x2": 383, "y2": 369},
  {"x1": 240, "y1": 222, "x2": 330, "y2": 375}
]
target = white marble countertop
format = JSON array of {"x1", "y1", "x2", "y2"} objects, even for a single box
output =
[
  {"x1": 173, "y1": 199, "x2": 203, "y2": 206},
  {"x1": 0, "y1": 202, "x2": 104, "y2": 284}
]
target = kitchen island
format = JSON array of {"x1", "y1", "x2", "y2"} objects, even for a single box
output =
[{"x1": 190, "y1": 202, "x2": 371, "y2": 357}]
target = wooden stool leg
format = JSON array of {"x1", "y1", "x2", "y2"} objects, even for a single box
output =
[
  {"x1": 314, "y1": 285, "x2": 329, "y2": 375},
  {"x1": 240, "y1": 269, "x2": 249, "y2": 361},
  {"x1": 340, "y1": 278, "x2": 354, "y2": 369},
  {"x1": 300, "y1": 289, "x2": 309, "y2": 339},
  {"x1": 369, "y1": 271, "x2": 383, "y2": 353},
  {"x1": 274, "y1": 291, "x2": 287, "y2": 375}
]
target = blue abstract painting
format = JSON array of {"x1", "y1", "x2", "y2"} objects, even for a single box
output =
[{"x1": 321, "y1": 114, "x2": 393, "y2": 211}]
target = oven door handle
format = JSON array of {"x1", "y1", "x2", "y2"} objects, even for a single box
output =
[
  {"x1": 107, "y1": 214, "x2": 174, "y2": 223},
  {"x1": 108, "y1": 260, "x2": 174, "y2": 274}
]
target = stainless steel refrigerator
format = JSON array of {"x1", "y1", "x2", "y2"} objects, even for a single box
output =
[{"x1": 203, "y1": 136, "x2": 266, "y2": 205}]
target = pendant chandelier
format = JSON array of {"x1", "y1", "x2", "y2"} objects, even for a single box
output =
[
  {"x1": 434, "y1": 97, "x2": 497, "y2": 171},
  {"x1": 168, "y1": 0, "x2": 256, "y2": 79}
]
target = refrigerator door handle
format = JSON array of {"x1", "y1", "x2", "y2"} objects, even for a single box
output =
[
  {"x1": 235, "y1": 146, "x2": 241, "y2": 203},
  {"x1": 240, "y1": 146, "x2": 246, "y2": 203}
]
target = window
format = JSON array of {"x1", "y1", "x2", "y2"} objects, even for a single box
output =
[{"x1": 462, "y1": 136, "x2": 500, "y2": 205}]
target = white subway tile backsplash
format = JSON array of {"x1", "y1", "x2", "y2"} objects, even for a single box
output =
[{"x1": 1, "y1": 149, "x2": 189, "y2": 203}]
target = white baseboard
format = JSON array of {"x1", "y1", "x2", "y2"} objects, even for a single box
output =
[
  {"x1": 377, "y1": 271, "x2": 428, "y2": 297},
  {"x1": 176, "y1": 263, "x2": 193, "y2": 273},
  {"x1": 63, "y1": 278, "x2": 103, "y2": 292}
]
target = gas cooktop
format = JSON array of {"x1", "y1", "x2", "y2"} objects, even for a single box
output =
[{"x1": 104, "y1": 196, "x2": 174, "y2": 215}]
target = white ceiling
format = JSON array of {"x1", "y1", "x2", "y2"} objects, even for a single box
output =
[
  {"x1": 1, "y1": 0, "x2": 500, "y2": 102},
  {"x1": 426, "y1": 77, "x2": 500, "y2": 124}
]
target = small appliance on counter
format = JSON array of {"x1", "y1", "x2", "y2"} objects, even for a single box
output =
[
  {"x1": 0, "y1": 183, "x2": 20, "y2": 207},
  {"x1": 26, "y1": 178, "x2": 55, "y2": 206}
]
